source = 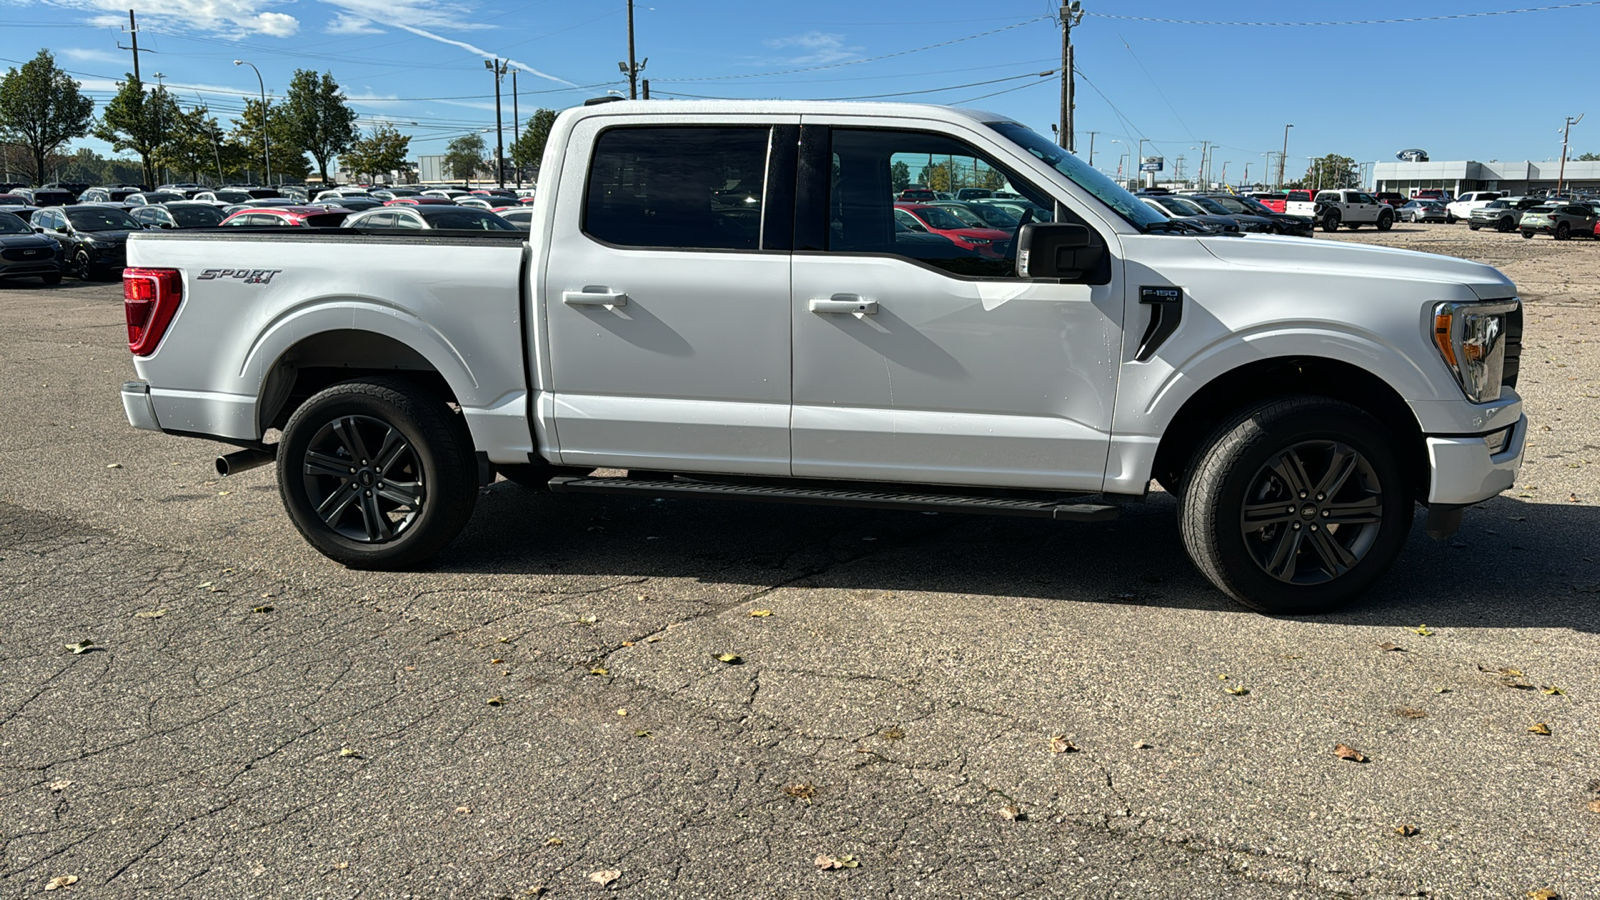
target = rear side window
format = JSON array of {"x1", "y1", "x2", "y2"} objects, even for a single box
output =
[{"x1": 584, "y1": 126, "x2": 769, "y2": 251}]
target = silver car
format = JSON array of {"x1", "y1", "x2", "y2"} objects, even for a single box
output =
[{"x1": 1398, "y1": 200, "x2": 1447, "y2": 223}]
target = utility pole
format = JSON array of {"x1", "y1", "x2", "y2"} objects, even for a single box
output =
[
  {"x1": 1198, "y1": 140, "x2": 1211, "y2": 189},
  {"x1": 119, "y1": 9, "x2": 142, "y2": 82},
  {"x1": 1278, "y1": 124, "x2": 1293, "y2": 189},
  {"x1": 1058, "y1": 1, "x2": 1083, "y2": 150},
  {"x1": 1084, "y1": 130, "x2": 1097, "y2": 164},
  {"x1": 485, "y1": 59, "x2": 508, "y2": 188},
  {"x1": 511, "y1": 68, "x2": 520, "y2": 188},
  {"x1": 642, "y1": 79, "x2": 650, "y2": 99},
  {"x1": 1558, "y1": 113, "x2": 1584, "y2": 195},
  {"x1": 620, "y1": 0, "x2": 646, "y2": 99}
]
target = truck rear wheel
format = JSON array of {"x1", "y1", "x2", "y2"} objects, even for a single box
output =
[
  {"x1": 1321, "y1": 211, "x2": 1340, "y2": 232},
  {"x1": 1178, "y1": 396, "x2": 1412, "y2": 615},
  {"x1": 277, "y1": 378, "x2": 478, "y2": 569}
]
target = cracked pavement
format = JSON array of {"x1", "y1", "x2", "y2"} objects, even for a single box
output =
[{"x1": 2, "y1": 236, "x2": 1598, "y2": 899}]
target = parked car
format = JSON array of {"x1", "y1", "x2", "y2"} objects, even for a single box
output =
[
  {"x1": 1467, "y1": 197, "x2": 1546, "y2": 232},
  {"x1": 19, "y1": 187, "x2": 77, "y2": 207},
  {"x1": 1519, "y1": 204, "x2": 1599, "y2": 240},
  {"x1": 1411, "y1": 188, "x2": 1454, "y2": 204},
  {"x1": 894, "y1": 203, "x2": 1012, "y2": 257},
  {"x1": 157, "y1": 183, "x2": 207, "y2": 198},
  {"x1": 218, "y1": 206, "x2": 354, "y2": 228},
  {"x1": 311, "y1": 197, "x2": 384, "y2": 212},
  {"x1": 496, "y1": 208, "x2": 534, "y2": 230},
  {"x1": 1190, "y1": 193, "x2": 1315, "y2": 235},
  {"x1": 974, "y1": 198, "x2": 1053, "y2": 223},
  {"x1": 1283, "y1": 189, "x2": 1317, "y2": 217},
  {"x1": 953, "y1": 202, "x2": 1020, "y2": 229},
  {"x1": 1373, "y1": 192, "x2": 1408, "y2": 210},
  {"x1": 345, "y1": 205, "x2": 518, "y2": 230},
  {"x1": 1399, "y1": 200, "x2": 1448, "y2": 223},
  {"x1": 194, "y1": 189, "x2": 283, "y2": 206},
  {"x1": 1137, "y1": 194, "x2": 1240, "y2": 233},
  {"x1": 1313, "y1": 190, "x2": 1395, "y2": 231},
  {"x1": 384, "y1": 196, "x2": 458, "y2": 207},
  {"x1": 0, "y1": 193, "x2": 30, "y2": 207},
  {"x1": 1179, "y1": 194, "x2": 1278, "y2": 233},
  {"x1": 897, "y1": 186, "x2": 937, "y2": 201},
  {"x1": 30, "y1": 205, "x2": 142, "y2": 280},
  {"x1": 220, "y1": 198, "x2": 309, "y2": 216},
  {"x1": 0, "y1": 209, "x2": 64, "y2": 284},
  {"x1": 421, "y1": 189, "x2": 472, "y2": 200},
  {"x1": 129, "y1": 202, "x2": 226, "y2": 229},
  {"x1": 1249, "y1": 192, "x2": 1288, "y2": 213},
  {"x1": 371, "y1": 188, "x2": 420, "y2": 200},
  {"x1": 456, "y1": 197, "x2": 495, "y2": 210},
  {"x1": 123, "y1": 191, "x2": 186, "y2": 207},
  {"x1": 1444, "y1": 191, "x2": 1502, "y2": 224},
  {"x1": 314, "y1": 188, "x2": 372, "y2": 203},
  {"x1": 953, "y1": 188, "x2": 995, "y2": 201}
]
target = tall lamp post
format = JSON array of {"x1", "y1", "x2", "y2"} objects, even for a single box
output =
[
  {"x1": 234, "y1": 60, "x2": 271, "y2": 186},
  {"x1": 1278, "y1": 123, "x2": 1293, "y2": 190},
  {"x1": 485, "y1": 59, "x2": 509, "y2": 188}
]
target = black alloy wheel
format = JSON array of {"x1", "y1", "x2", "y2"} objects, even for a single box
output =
[
  {"x1": 1522, "y1": 230, "x2": 1534, "y2": 239},
  {"x1": 1321, "y1": 211, "x2": 1341, "y2": 233},
  {"x1": 300, "y1": 414, "x2": 425, "y2": 543},
  {"x1": 1376, "y1": 212, "x2": 1393, "y2": 231},
  {"x1": 72, "y1": 250, "x2": 92, "y2": 281},
  {"x1": 1497, "y1": 217, "x2": 1514, "y2": 232},
  {"x1": 1235, "y1": 440, "x2": 1385, "y2": 587},
  {"x1": 1555, "y1": 222, "x2": 1571, "y2": 241}
]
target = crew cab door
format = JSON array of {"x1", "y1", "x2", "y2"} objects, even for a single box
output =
[
  {"x1": 787, "y1": 122, "x2": 1122, "y2": 491},
  {"x1": 543, "y1": 114, "x2": 799, "y2": 475}
]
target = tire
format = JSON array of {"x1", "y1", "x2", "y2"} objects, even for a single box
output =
[
  {"x1": 1376, "y1": 212, "x2": 1393, "y2": 232},
  {"x1": 1496, "y1": 217, "x2": 1514, "y2": 233},
  {"x1": 1321, "y1": 211, "x2": 1341, "y2": 233},
  {"x1": 1522, "y1": 230, "x2": 1534, "y2": 240},
  {"x1": 1178, "y1": 396, "x2": 1413, "y2": 615},
  {"x1": 1446, "y1": 214, "x2": 1457, "y2": 224},
  {"x1": 72, "y1": 250, "x2": 93, "y2": 281},
  {"x1": 277, "y1": 377, "x2": 478, "y2": 569},
  {"x1": 1555, "y1": 222, "x2": 1570, "y2": 241},
  {"x1": 1468, "y1": 223, "x2": 1480, "y2": 231}
]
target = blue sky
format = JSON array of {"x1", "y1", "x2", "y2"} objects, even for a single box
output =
[{"x1": 3, "y1": 0, "x2": 1597, "y2": 181}]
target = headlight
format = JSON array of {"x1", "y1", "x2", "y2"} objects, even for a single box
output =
[
  {"x1": 966, "y1": 237, "x2": 992, "y2": 245},
  {"x1": 1432, "y1": 299, "x2": 1519, "y2": 403}
]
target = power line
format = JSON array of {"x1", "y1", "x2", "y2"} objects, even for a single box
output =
[
  {"x1": 1084, "y1": 1, "x2": 1600, "y2": 26},
  {"x1": 952, "y1": 78, "x2": 1054, "y2": 106}
]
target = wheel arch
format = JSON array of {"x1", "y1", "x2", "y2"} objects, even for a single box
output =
[
  {"x1": 1151, "y1": 356, "x2": 1428, "y2": 499},
  {"x1": 256, "y1": 328, "x2": 460, "y2": 434}
]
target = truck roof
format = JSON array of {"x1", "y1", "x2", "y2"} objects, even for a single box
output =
[{"x1": 562, "y1": 99, "x2": 1021, "y2": 129}]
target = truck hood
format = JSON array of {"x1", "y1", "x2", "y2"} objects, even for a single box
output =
[{"x1": 1196, "y1": 234, "x2": 1516, "y2": 300}]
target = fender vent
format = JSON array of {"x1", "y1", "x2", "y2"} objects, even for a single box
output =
[{"x1": 1501, "y1": 303, "x2": 1522, "y2": 390}]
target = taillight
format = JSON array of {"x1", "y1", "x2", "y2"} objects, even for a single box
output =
[{"x1": 124, "y1": 267, "x2": 183, "y2": 356}]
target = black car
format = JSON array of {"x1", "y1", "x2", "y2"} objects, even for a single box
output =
[
  {"x1": 130, "y1": 202, "x2": 226, "y2": 229},
  {"x1": 18, "y1": 187, "x2": 76, "y2": 207},
  {"x1": 78, "y1": 186, "x2": 144, "y2": 204},
  {"x1": 31, "y1": 205, "x2": 143, "y2": 280},
  {"x1": 1189, "y1": 193, "x2": 1316, "y2": 236},
  {"x1": 0, "y1": 210, "x2": 63, "y2": 284}
]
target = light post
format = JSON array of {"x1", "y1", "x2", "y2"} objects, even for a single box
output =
[
  {"x1": 485, "y1": 58, "x2": 509, "y2": 188},
  {"x1": 233, "y1": 60, "x2": 270, "y2": 186},
  {"x1": 1558, "y1": 114, "x2": 1584, "y2": 195},
  {"x1": 1278, "y1": 123, "x2": 1293, "y2": 190},
  {"x1": 1137, "y1": 138, "x2": 1149, "y2": 189}
]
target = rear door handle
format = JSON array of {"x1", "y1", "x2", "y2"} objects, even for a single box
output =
[
  {"x1": 809, "y1": 294, "x2": 877, "y2": 315},
  {"x1": 563, "y1": 289, "x2": 627, "y2": 307}
]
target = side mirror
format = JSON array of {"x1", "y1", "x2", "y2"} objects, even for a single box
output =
[
  {"x1": 55, "y1": 225, "x2": 68, "y2": 234},
  {"x1": 1016, "y1": 223, "x2": 1105, "y2": 281}
]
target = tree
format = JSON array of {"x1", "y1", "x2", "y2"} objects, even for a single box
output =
[
  {"x1": 155, "y1": 105, "x2": 232, "y2": 183},
  {"x1": 444, "y1": 133, "x2": 487, "y2": 181},
  {"x1": 0, "y1": 50, "x2": 95, "y2": 185},
  {"x1": 229, "y1": 98, "x2": 309, "y2": 183},
  {"x1": 340, "y1": 124, "x2": 411, "y2": 182},
  {"x1": 508, "y1": 108, "x2": 558, "y2": 175},
  {"x1": 1578, "y1": 151, "x2": 1600, "y2": 162},
  {"x1": 1300, "y1": 153, "x2": 1357, "y2": 191},
  {"x1": 890, "y1": 160, "x2": 911, "y2": 193},
  {"x1": 95, "y1": 76, "x2": 181, "y2": 187},
  {"x1": 282, "y1": 69, "x2": 358, "y2": 184}
]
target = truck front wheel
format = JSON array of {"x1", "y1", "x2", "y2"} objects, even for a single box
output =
[
  {"x1": 1178, "y1": 397, "x2": 1412, "y2": 615},
  {"x1": 277, "y1": 378, "x2": 478, "y2": 569}
]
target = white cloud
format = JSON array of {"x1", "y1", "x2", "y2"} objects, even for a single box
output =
[
  {"x1": 30, "y1": 0, "x2": 300, "y2": 37},
  {"x1": 326, "y1": 13, "x2": 382, "y2": 34},
  {"x1": 761, "y1": 31, "x2": 860, "y2": 66},
  {"x1": 59, "y1": 47, "x2": 122, "y2": 64}
]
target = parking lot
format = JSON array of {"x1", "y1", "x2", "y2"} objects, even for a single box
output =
[{"x1": 1, "y1": 225, "x2": 1597, "y2": 898}]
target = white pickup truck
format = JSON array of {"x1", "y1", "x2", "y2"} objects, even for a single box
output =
[{"x1": 119, "y1": 100, "x2": 1526, "y2": 615}]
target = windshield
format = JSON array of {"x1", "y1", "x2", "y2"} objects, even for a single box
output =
[
  {"x1": 65, "y1": 207, "x2": 140, "y2": 232},
  {"x1": 1155, "y1": 196, "x2": 1206, "y2": 217},
  {"x1": 1185, "y1": 196, "x2": 1233, "y2": 215},
  {"x1": 141, "y1": 192, "x2": 184, "y2": 203},
  {"x1": 0, "y1": 214, "x2": 30, "y2": 234},
  {"x1": 989, "y1": 121, "x2": 1167, "y2": 229},
  {"x1": 969, "y1": 204, "x2": 1019, "y2": 227},
  {"x1": 423, "y1": 210, "x2": 517, "y2": 230},
  {"x1": 1209, "y1": 196, "x2": 1256, "y2": 214},
  {"x1": 906, "y1": 206, "x2": 971, "y2": 230},
  {"x1": 936, "y1": 205, "x2": 987, "y2": 227},
  {"x1": 169, "y1": 206, "x2": 224, "y2": 227}
]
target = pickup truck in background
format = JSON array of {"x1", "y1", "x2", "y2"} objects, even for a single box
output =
[{"x1": 120, "y1": 100, "x2": 1527, "y2": 615}]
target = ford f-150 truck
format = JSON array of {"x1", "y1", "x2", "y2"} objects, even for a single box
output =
[{"x1": 119, "y1": 100, "x2": 1526, "y2": 615}]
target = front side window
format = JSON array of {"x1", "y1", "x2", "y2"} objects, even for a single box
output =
[
  {"x1": 584, "y1": 126, "x2": 769, "y2": 251},
  {"x1": 65, "y1": 207, "x2": 140, "y2": 232}
]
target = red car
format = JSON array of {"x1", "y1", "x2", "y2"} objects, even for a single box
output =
[
  {"x1": 384, "y1": 196, "x2": 458, "y2": 207},
  {"x1": 893, "y1": 203, "x2": 1011, "y2": 258},
  {"x1": 218, "y1": 206, "x2": 352, "y2": 228},
  {"x1": 1248, "y1": 192, "x2": 1287, "y2": 213}
]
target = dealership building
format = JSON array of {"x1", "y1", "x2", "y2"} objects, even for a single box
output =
[{"x1": 1371, "y1": 159, "x2": 1600, "y2": 196}]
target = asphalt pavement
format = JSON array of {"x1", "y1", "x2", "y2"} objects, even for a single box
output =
[{"x1": 1, "y1": 269, "x2": 1596, "y2": 899}]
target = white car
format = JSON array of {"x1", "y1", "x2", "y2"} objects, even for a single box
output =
[
  {"x1": 1314, "y1": 190, "x2": 1396, "y2": 231},
  {"x1": 121, "y1": 100, "x2": 1526, "y2": 615},
  {"x1": 1444, "y1": 191, "x2": 1502, "y2": 224}
]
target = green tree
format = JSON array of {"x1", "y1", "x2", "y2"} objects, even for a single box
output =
[
  {"x1": 229, "y1": 98, "x2": 309, "y2": 184},
  {"x1": 508, "y1": 108, "x2": 558, "y2": 174},
  {"x1": 0, "y1": 50, "x2": 95, "y2": 185},
  {"x1": 1578, "y1": 151, "x2": 1600, "y2": 162},
  {"x1": 155, "y1": 105, "x2": 232, "y2": 183},
  {"x1": 282, "y1": 69, "x2": 358, "y2": 185},
  {"x1": 1301, "y1": 153, "x2": 1357, "y2": 190},
  {"x1": 444, "y1": 133, "x2": 487, "y2": 181},
  {"x1": 890, "y1": 160, "x2": 911, "y2": 192},
  {"x1": 340, "y1": 124, "x2": 411, "y2": 182},
  {"x1": 95, "y1": 75, "x2": 181, "y2": 187}
]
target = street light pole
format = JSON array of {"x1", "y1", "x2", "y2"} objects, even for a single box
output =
[
  {"x1": 234, "y1": 60, "x2": 271, "y2": 186},
  {"x1": 485, "y1": 59, "x2": 508, "y2": 188},
  {"x1": 1278, "y1": 123, "x2": 1293, "y2": 190},
  {"x1": 1558, "y1": 113, "x2": 1584, "y2": 195}
]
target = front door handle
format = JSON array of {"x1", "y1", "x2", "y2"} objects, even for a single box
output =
[
  {"x1": 563, "y1": 289, "x2": 628, "y2": 308},
  {"x1": 809, "y1": 294, "x2": 877, "y2": 315}
]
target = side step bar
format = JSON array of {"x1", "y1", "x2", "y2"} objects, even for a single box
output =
[{"x1": 546, "y1": 475, "x2": 1119, "y2": 522}]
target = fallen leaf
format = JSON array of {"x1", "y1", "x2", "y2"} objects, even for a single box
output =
[
  {"x1": 1133, "y1": 741, "x2": 1153, "y2": 749},
  {"x1": 616, "y1": 708, "x2": 628, "y2": 716},
  {"x1": 589, "y1": 667, "x2": 609, "y2": 676},
  {"x1": 1411, "y1": 624, "x2": 1434, "y2": 636},
  {"x1": 784, "y1": 783, "x2": 817, "y2": 804},
  {"x1": 486, "y1": 696, "x2": 504, "y2": 706},
  {"x1": 339, "y1": 747, "x2": 360, "y2": 758},
  {"x1": 588, "y1": 869, "x2": 620, "y2": 887},
  {"x1": 1569, "y1": 493, "x2": 1580, "y2": 503},
  {"x1": 490, "y1": 658, "x2": 503, "y2": 664},
  {"x1": 1392, "y1": 707, "x2": 1427, "y2": 719},
  {"x1": 997, "y1": 804, "x2": 1024, "y2": 821},
  {"x1": 1217, "y1": 673, "x2": 1230, "y2": 680},
  {"x1": 454, "y1": 805, "x2": 471, "y2": 814},
  {"x1": 749, "y1": 609, "x2": 773, "y2": 617},
  {"x1": 44, "y1": 875, "x2": 77, "y2": 891},
  {"x1": 1334, "y1": 744, "x2": 1367, "y2": 763},
  {"x1": 1049, "y1": 735, "x2": 1078, "y2": 754},
  {"x1": 1394, "y1": 824, "x2": 1420, "y2": 837},
  {"x1": 713, "y1": 653, "x2": 743, "y2": 665},
  {"x1": 106, "y1": 463, "x2": 122, "y2": 469},
  {"x1": 879, "y1": 727, "x2": 904, "y2": 741},
  {"x1": 1436, "y1": 686, "x2": 1452, "y2": 694},
  {"x1": 1528, "y1": 722, "x2": 1552, "y2": 736},
  {"x1": 815, "y1": 854, "x2": 859, "y2": 870},
  {"x1": 1492, "y1": 666, "x2": 1523, "y2": 677},
  {"x1": 544, "y1": 837, "x2": 563, "y2": 847},
  {"x1": 577, "y1": 615, "x2": 598, "y2": 625},
  {"x1": 1224, "y1": 686, "x2": 1249, "y2": 696},
  {"x1": 1586, "y1": 799, "x2": 1600, "y2": 815},
  {"x1": 1377, "y1": 642, "x2": 1406, "y2": 652},
  {"x1": 47, "y1": 780, "x2": 71, "y2": 792},
  {"x1": 1542, "y1": 685, "x2": 1568, "y2": 697},
  {"x1": 133, "y1": 608, "x2": 167, "y2": 619},
  {"x1": 1526, "y1": 889, "x2": 1560, "y2": 900},
  {"x1": 633, "y1": 729, "x2": 652, "y2": 738},
  {"x1": 251, "y1": 605, "x2": 273, "y2": 613},
  {"x1": 64, "y1": 641, "x2": 93, "y2": 654},
  {"x1": 620, "y1": 641, "x2": 634, "y2": 647}
]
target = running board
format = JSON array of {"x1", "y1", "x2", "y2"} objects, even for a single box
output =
[{"x1": 546, "y1": 475, "x2": 1119, "y2": 522}]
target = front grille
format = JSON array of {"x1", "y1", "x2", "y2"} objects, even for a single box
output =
[
  {"x1": 1501, "y1": 303, "x2": 1523, "y2": 390},
  {"x1": 0, "y1": 247, "x2": 52, "y2": 262}
]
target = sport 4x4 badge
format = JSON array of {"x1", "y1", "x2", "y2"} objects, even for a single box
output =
[{"x1": 198, "y1": 268, "x2": 282, "y2": 284}]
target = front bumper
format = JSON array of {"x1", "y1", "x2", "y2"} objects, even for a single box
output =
[{"x1": 1425, "y1": 414, "x2": 1526, "y2": 505}]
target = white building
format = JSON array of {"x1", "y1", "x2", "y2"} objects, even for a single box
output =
[{"x1": 1372, "y1": 159, "x2": 1600, "y2": 196}]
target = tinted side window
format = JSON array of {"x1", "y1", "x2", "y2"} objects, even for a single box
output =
[{"x1": 584, "y1": 127, "x2": 769, "y2": 251}]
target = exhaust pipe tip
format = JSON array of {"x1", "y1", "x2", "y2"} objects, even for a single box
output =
[{"x1": 216, "y1": 447, "x2": 276, "y2": 477}]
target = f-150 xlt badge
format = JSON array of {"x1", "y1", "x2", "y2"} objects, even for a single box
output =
[{"x1": 198, "y1": 268, "x2": 282, "y2": 284}]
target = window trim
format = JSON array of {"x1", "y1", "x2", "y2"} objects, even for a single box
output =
[{"x1": 578, "y1": 123, "x2": 794, "y2": 255}]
